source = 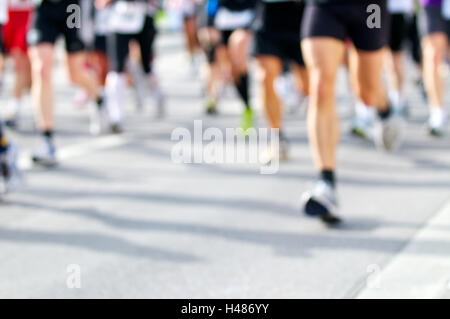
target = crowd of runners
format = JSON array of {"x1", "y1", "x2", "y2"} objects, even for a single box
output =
[{"x1": 0, "y1": 0, "x2": 449, "y2": 226}]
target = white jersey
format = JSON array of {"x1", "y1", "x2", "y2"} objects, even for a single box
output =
[
  {"x1": 388, "y1": 0, "x2": 413, "y2": 14},
  {"x1": 0, "y1": 0, "x2": 8, "y2": 24},
  {"x1": 8, "y1": 0, "x2": 33, "y2": 11}
]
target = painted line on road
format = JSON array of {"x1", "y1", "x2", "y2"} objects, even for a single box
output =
[
  {"x1": 18, "y1": 122, "x2": 176, "y2": 171},
  {"x1": 19, "y1": 134, "x2": 132, "y2": 171},
  {"x1": 356, "y1": 200, "x2": 450, "y2": 299}
]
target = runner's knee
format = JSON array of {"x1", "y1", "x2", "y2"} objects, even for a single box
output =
[{"x1": 310, "y1": 70, "x2": 336, "y2": 103}]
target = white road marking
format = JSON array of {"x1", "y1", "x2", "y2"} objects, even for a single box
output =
[
  {"x1": 17, "y1": 122, "x2": 175, "y2": 171},
  {"x1": 357, "y1": 200, "x2": 450, "y2": 299}
]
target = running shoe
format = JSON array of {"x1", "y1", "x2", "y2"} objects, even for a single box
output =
[
  {"x1": 0, "y1": 142, "x2": 23, "y2": 199},
  {"x1": 241, "y1": 108, "x2": 254, "y2": 132},
  {"x1": 374, "y1": 115, "x2": 404, "y2": 152},
  {"x1": 429, "y1": 127, "x2": 445, "y2": 137},
  {"x1": 351, "y1": 103, "x2": 375, "y2": 140},
  {"x1": 205, "y1": 100, "x2": 218, "y2": 115},
  {"x1": 4, "y1": 116, "x2": 18, "y2": 129},
  {"x1": 32, "y1": 137, "x2": 58, "y2": 167},
  {"x1": 301, "y1": 180, "x2": 342, "y2": 226},
  {"x1": 351, "y1": 118, "x2": 372, "y2": 140},
  {"x1": 427, "y1": 108, "x2": 447, "y2": 138},
  {"x1": 110, "y1": 123, "x2": 123, "y2": 134},
  {"x1": 394, "y1": 101, "x2": 410, "y2": 118},
  {"x1": 4, "y1": 100, "x2": 21, "y2": 129}
]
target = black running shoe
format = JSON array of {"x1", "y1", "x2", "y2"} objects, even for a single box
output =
[{"x1": 301, "y1": 180, "x2": 342, "y2": 226}]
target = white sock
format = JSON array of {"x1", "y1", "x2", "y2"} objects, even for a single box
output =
[
  {"x1": 389, "y1": 89, "x2": 406, "y2": 109},
  {"x1": 355, "y1": 100, "x2": 367, "y2": 119},
  {"x1": 355, "y1": 100, "x2": 376, "y2": 125},
  {"x1": 429, "y1": 106, "x2": 447, "y2": 129},
  {"x1": 364, "y1": 105, "x2": 377, "y2": 124},
  {"x1": 105, "y1": 72, "x2": 126, "y2": 124}
]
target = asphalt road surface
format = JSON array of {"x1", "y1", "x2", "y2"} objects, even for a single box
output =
[{"x1": 0, "y1": 33, "x2": 449, "y2": 298}]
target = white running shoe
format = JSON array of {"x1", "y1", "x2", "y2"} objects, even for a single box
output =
[
  {"x1": 374, "y1": 115, "x2": 405, "y2": 152},
  {"x1": 428, "y1": 108, "x2": 447, "y2": 137},
  {"x1": 301, "y1": 180, "x2": 342, "y2": 226},
  {"x1": 351, "y1": 102, "x2": 376, "y2": 140},
  {"x1": 32, "y1": 137, "x2": 58, "y2": 167},
  {"x1": 0, "y1": 142, "x2": 24, "y2": 199}
]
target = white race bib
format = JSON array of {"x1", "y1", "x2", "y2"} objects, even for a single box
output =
[
  {"x1": 95, "y1": 7, "x2": 111, "y2": 35},
  {"x1": 443, "y1": 0, "x2": 450, "y2": 19},
  {"x1": 214, "y1": 8, "x2": 254, "y2": 30},
  {"x1": 388, "y1": 0, "x2": 413, "y2": 14},
  {"x1": 109, "y1": 1, "x2": 146, "y2": 34}
]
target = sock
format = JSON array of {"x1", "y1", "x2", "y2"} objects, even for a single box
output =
[
  {"x1": 42, "y1": 130, "x2": 54, "y2": 140},
  {"x1": 96, "y1": 93, "x2": 104, "y2": 110},
  {"x1": 105, "y1": 72, "x2": 126, "y2": 124},
  {"x1": 235, "y1": 73, "x2": 250, "y2": 109},
  {"x1": 378, "y1": 104, "x2": 392, "y2": 120},
  {"x1": 355, "y1": 100, "x2": 375, "y2": 125},
  {"x1": 320, "y1": 170, "x2": 335, "y2": 188}
]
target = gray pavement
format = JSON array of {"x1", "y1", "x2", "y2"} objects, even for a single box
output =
[{"x1": 0, "y1": 33, "x2": 449, "y2": 298}]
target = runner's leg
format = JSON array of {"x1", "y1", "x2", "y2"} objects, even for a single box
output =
[{"x1": 302, "y1": 38, "x2": 345, "y2": 172}]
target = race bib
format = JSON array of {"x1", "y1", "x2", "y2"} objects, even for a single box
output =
[
  {"x1": 95, "y1": 8, "x2": 111, "y2": 35},
  {"x1": 387, "y1": 0, "x2": 413, "y2": 14},
  {"x1": 109, "y1": 1, "x2": 146, "y2": 34},
  {"x1": 214, "y1": 8, "x2": 254, "y2": 30},
  {"x1": 443, "y1": 0, "x2": 450, "y2": 19}
]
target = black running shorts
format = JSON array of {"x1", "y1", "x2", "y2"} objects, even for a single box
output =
[
  {"x1": 255, "y1": 31, "x2": 304, "y2": 66},
  {"x1": 94, "y1": 35, "x2": 107, "y2": 54},
  {"x1": 28, "y1": 0, "x2": 85, "y2": 53},
  {"x1": 301, "y1": 0, "x2": 390, "y2": 52},
  {"x1": 389, "y1": 13, "x2": 408, "y2": 52},
  {"x1": 419, "y1": 5, "x2": 450, "y2": 39},
  {"x1": 107, "y1": 16, "x2": 156, "y2": 74}
]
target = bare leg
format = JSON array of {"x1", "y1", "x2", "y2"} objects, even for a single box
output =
[
  {"x1": 66, "y1": 52, "x2": 101, "y2": 100},
  {"x1": 257, "y1": 55, "x2": 283, "y2": 130},
  {"x1": 301, "y1": 38, "x2": 345, "y2": 171},
  {"x1": 29, "y1": 44, "x2": 54, "y2": 131}
]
